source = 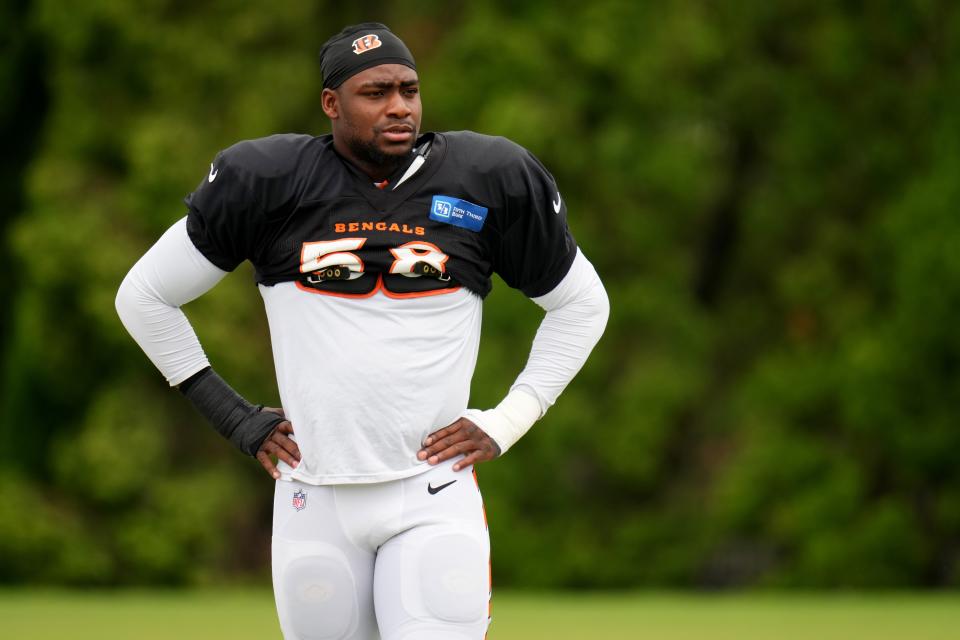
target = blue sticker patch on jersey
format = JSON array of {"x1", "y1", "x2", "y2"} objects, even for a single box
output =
[{"x1": 429, "y1": 195, "x2": 488, "y2": 232}]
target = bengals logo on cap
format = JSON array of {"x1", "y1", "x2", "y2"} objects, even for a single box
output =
[{"x1": 352, "y1": 34, "x2": 382, "y2": 54}]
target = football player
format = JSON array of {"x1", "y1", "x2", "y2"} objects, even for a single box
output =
[{"x1": 116, "y1": 22, "x2": 608, "y2": 640}]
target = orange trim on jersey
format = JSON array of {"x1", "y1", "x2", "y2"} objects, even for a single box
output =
[
  {"x1": 295, "y1": 276, "x2": 461, "y2": 300},
  {"x1": 380, "y1": 285, "x2": 462, "y2": 300},
  {"x1": 294, "y1": 275, "x2": 383, "y2": 299}
]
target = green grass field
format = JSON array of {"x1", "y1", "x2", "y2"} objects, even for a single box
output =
[{"x1": 2, "y1": 589, "x2": 958, "y2": 639}]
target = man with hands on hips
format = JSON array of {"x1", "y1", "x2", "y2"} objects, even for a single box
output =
[{"x1": 117, "y1": 22, "x2": 607, "y2": 640}]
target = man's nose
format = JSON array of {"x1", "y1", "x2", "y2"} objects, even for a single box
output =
[{"x1": 386, "y1": 90, "x2": 412, "y2": 118}]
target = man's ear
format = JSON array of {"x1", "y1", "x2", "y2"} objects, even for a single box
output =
[{"x1": 321, "y1": 88, "x2": 339, "y2": 119}]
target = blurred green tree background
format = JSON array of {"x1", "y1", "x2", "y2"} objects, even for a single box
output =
[{"x1": 1, "y1": 0, "x2": 958, "y2": 588}]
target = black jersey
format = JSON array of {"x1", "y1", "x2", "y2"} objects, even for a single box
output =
[{"x1": 184, "y1": 131, "x2": 577, "y2": 300}]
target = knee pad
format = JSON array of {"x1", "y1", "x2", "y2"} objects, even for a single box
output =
[
  {"x1": 418, "y1": 533, "x2": 488, "y2": 624},
  {"x1": 279, "y1": 552, "x2": 358, "y2": 640}
]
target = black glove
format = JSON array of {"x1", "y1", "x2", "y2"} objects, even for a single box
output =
[{"x1": 179, "y1": 367, "x2": 284, "y2": 456}]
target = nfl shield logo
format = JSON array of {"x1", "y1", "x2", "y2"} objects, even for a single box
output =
[{"x1": 292, "y1": 489, "x2": 307, "y2": 511}]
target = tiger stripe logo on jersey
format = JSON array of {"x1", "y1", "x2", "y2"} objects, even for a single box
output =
[{"x1": 352, "y1": 34, "x2": 382, "y2": 54}]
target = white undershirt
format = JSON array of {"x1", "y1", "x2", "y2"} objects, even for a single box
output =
[{"x1": 116, "y1": 217, "x2": 608, "y2": 484}]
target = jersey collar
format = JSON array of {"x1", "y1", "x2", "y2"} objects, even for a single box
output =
[{"x1": 340, "y1": 132, "x2": 445, "y2": 213}]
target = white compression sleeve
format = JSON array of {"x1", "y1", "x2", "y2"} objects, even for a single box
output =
[
  {"x1": 115, "y1": 217, "x2": 228, "y2": 386},
  {"x1": 464, "y1": 248, "x2": 609, "y2": 453},
  {"x1": 515, "y1": 247, "x2": 610, "y2": 410}
]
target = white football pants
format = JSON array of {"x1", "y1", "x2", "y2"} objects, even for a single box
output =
[{"x1": 272, "y1": 458, "x2": 491, "y2": 640}]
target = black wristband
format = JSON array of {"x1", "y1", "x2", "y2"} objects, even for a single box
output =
[{"x1": 178, "y1": 367, "x2": 284, "y2": 456}]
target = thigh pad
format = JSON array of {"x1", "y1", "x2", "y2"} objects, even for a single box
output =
[
  {"x1": 417, "y1": 532, "x2": 488, "y2": 624},
  {"x1": 279, "y1": 550, "x2": 359, "y2": 640}
]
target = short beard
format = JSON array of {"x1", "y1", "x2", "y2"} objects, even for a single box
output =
[{"x1": 344, "y1": 128, "x2": 414, "y2": 176}]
